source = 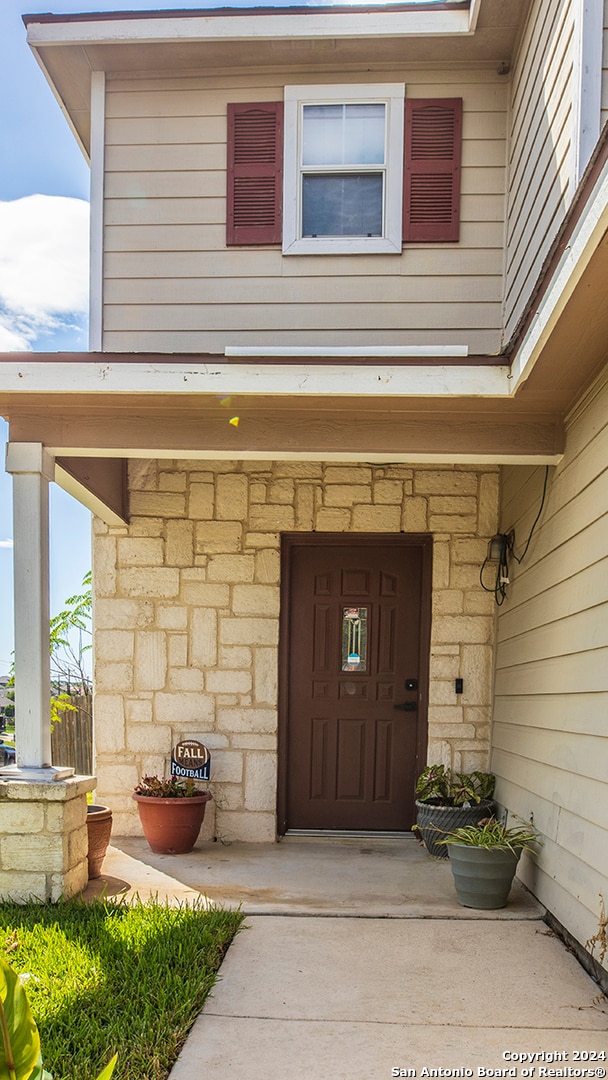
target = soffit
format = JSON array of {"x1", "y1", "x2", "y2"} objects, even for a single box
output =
[
  {"x1": 512, "y1": 230, "x2": 608, "y2": 408},
  {"x1": 25, "y1": 0, "x2": 531, "y2": 156}
]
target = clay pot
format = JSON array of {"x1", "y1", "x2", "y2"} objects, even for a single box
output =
[
  {"x1": 87, "y1": 804, "x2": 113, "y2": 878},
  {"x1": 133, "y1": 792, "x2": 212, "y2": 854}
]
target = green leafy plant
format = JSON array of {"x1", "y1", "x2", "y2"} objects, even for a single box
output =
[
  {"x1": 415, "y1": 766, "x2": 495, "y2": 806},
  {"x1": 8, "y1": 573, "x2": 93, "y2": 737},
  {"x1": 0, "y1": 955, "x2": 116, "y2": 1080},
  {"x1": 48, "y1": 572, "x2": 92, "y2": 696},
  {"x1": 440, "y1": 815, "x2": 541, "y2": 854},
  {"x1": 134, "y1": 775, "x2": 205, "y2": 798}
]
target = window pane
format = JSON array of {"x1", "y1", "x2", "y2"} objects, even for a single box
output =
[
  {"x1": 302, "y1": 104, "x2": 385, "y2": 166},
  {"x1": 302, "y1": 173, "x2": 383, "y2": 237},
  {"x1": 342, "y1": 607, "x2": 368, "y2": 672}
]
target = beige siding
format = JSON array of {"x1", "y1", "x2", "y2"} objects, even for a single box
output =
[
  {"x1": 102, "y1": 68, "x2": 507, "y2": 354},
  {"x1": 493, "y1": 363, "x2": 608, "y2": 974},
  {"x1": 504, "y1": 0, "x2": 576, "y2": 341}
]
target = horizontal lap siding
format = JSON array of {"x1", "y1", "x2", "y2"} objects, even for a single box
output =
[
  {"x1": 493, "y1": 365, "x2": 608, "y2": 974},
  {"x1": 103, "y1": 68, "x2": 507, "y2": 353},
  {"x1": 504, "y1": 0, "x2": 576, "y2": 341}
]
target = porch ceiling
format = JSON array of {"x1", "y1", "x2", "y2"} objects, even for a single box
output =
[{"x1": 0, "y1": 365, "x2": 566, "y2": 464}]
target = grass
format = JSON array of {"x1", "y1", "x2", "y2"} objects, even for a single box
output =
[{"x1": 0, "y1": 895, "x2": 244, "y2": 1080}]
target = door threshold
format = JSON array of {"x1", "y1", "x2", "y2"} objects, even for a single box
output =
[{"x1": 284, "y1": 829, "x2": 415, "y2": 840}]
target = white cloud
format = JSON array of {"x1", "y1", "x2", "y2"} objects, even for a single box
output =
[
  {"x1": 0, "y1": 539, "x2": 13, "y2": 549},
  {"x1": 0, "y1": 195, "x2": 89, "y2": 350}
]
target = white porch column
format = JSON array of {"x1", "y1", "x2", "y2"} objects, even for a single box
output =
[{"x1": 4, "y1": 442, "x2": 71, "y2": 777}]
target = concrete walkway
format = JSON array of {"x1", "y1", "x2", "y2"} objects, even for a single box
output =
[{"x1": 85, "y1": 838, "x2": 608, "y2": 1080}]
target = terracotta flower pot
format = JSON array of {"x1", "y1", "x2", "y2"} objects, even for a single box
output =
[
  {"x1": 87, "y1": 804, "x2": 113, "y2": 878},
  {"x1": 133, "y1": 792, "x2": 212, "y2": 854}
]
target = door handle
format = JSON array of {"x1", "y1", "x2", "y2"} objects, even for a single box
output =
[{"x1": 393, "y1": 701, "x2": 417, "y2": 712}]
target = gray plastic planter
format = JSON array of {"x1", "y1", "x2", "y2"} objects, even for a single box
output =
[
  {"x1": 415, "y1": 799, "x2": 495, "y2": 858},
  {"x1": 447, "y1": 843, "x2": 521, "y2": 908}
]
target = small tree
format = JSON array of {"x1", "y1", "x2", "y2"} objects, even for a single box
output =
[
  {"x1": 49, "y1": 571, "x2": 92, "y2": 695},
  {"x1": 9, "y1": 572, "x2": 92, "y2": 728}
]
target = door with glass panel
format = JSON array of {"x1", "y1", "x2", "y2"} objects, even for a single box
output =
[{"x1": 280, "y1": 535, "x2": 431, "y2": 833}]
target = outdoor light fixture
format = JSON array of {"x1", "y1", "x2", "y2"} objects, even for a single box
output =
[
  {"x1": 486, "y1": 533, "x2": 511, "y2": 562},
  {"x1": 480, "y1": 532, "x2": 514, "y2": 606}
]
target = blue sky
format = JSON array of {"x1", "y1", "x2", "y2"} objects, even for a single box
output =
[
  {"x1": 0, "y1": 0, "x2": 298, "y2": 673},
  {"x1": 0, "y1": 0, "x2": 423, "y2": 674},
  {"x1": 0, "y1": 0, "x2": 97, "y2": 674}
]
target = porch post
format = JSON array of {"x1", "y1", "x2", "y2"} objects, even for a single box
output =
[
  {"x1": 4, "y1": 442, "x2": 72, "y2": 777},
  {"x1": 0, "y1": 443, "x2": 93, "y2": 902}
]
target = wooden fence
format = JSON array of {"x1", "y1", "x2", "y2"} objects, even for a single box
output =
[{"x1": 51, "y1": 695, "x2": 93, "y2": 776}]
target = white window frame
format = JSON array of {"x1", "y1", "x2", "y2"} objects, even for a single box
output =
[{"x1": 282, "y1": 83, "x2": 405, "y2": 256}]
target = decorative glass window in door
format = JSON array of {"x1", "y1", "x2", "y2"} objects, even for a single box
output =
[{"x1": 341, "y1": 607, "x2": 368, "y2": 671}]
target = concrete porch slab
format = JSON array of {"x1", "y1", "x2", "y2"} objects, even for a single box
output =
[{"x1": 84, "y1": 834, "x2": 545, "y2": 919}]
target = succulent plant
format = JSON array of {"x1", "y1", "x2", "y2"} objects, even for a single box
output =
[{"x1": 134, "y1": 775, "x2": 205, "y2": 798}]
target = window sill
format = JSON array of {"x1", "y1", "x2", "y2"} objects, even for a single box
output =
[{"x1": 282, "y1": 236, "x2": 403, "y2": 256}]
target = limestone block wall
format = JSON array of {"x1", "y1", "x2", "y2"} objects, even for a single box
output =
[
  {"x1": 93, "y1": 461, "x2": 499, "y2": 841},
  {"x1": 0, "y1": 778, "x2": 91, "y2": 901}
]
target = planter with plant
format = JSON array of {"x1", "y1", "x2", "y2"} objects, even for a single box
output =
[
  {"x1": 414, "y1": 765, "x2": 496, "y2": 858},
  {"x1": 133, "y1": 775, "x2": 212, "y2": 854},
  {"x1": 442, "y1": 815, "x2": 541, "y2": 909},
  {"x1": 86, "y1": 802, "x2": 113, "y2": 878}
]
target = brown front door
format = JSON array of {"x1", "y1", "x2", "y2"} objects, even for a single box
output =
[{"x1": 279, "y1": 535, "x2": 431, "y2": 833}]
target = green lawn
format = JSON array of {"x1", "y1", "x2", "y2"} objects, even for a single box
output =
[{"x1": 0, "y1": 896, "x2": 244, "y2": 1080}]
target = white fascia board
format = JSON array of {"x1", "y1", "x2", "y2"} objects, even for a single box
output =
[
  {"x1": 510, "y1": 153, "x2": 608, "y2": 390},
  {"x1": 25, "y1": 8, "x2": 471, "y2": 48},
  {"x1": 28, "y1": 45, "x2": 89, "y2": 162},
  {"x1": 46, "y1": 448, "x2": 563, "y2": 466},
  {"x1": 0, "y1": 361, "x2": 510, "y2": 398}
]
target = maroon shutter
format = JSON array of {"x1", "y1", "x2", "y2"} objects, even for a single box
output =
[
  {"x1": 226, "y1": 101, "x2": 283, "y2": 246},
  {"x1": 403, "y1": 98, "x2": 462, "y2": 243}
]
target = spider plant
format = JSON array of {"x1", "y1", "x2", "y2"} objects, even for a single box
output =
[{"x1": 440, "y1": 815, "x2": 541, "y2": 854}]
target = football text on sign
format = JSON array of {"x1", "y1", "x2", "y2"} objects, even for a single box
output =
[{"x1": 170, "y1": 740, "x2": 211, "y2": 781}]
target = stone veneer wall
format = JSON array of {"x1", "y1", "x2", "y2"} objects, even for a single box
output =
[
  {"x1": 93, "y1": 461, "x2": 499, "y2": 841},
  {"x1": 0, "y1": 778, "x2": 92, "y2": 901}
]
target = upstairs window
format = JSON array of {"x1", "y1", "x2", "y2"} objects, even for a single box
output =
[
  {"x1": 226, "y1": 91, "x2": 462, "y2": 251},
  {"x1": 301, "y1": 103, "x2": 384, "y2": 238},
  {"x1": 283, "y1": 84, "x2": 405, "y2": 255}
]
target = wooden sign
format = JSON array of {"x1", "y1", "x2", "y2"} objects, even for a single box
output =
[{"x1": 170, "y1": 739, "x2": 211, "y2": 781}]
